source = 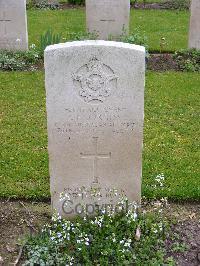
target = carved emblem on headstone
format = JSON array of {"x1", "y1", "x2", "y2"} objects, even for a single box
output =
[{"x1": 72, "y1": 57, "x2": 118, "y2": 104}]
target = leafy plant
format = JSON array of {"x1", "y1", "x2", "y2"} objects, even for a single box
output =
[
  {"x1": 119, "y1": 29, "x2": 149, "y2": 51},
  {"x1": 67, "y1": 31, "x2": 98, "y2": 41},
  {"x1": 164, "y1": 0, "x2": 190, "y2": 10},
  {"x1": 67, "y1": 0, "x2": 85, "y2": 5},
  {"x1": 27, "y1": 0, "x2": 60, "y2": 10},
  {"x1": 40, "y1": 29, "x2": 62, "y2": 54},
  {"x1": 22, "y1": 198, "x2": 174, "y2": 265},
  {"x1": 0, "y1": 45, "x2": 42, "y2": 71},
  {"x1": 174, "y1": 49, "x2": 200, "y2": 72}
]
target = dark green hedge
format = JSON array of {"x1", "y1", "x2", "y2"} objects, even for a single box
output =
[{"x1": 68, "y1": 0, "x2": 85, "y2": 5}]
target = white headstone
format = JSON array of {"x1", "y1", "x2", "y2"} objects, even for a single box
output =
[
  {"x1": 45, "y1": 41, "x2": 145, "y2": 217},
  {"x1": 0, "y1": 0, "x2": 28, "y2": 51},
  {"x1": 86, "y1": 0, "x2": 130, "y2": 40},
  {"x1": 189, "y1": 0, "x2": 200, "y2": 49}
]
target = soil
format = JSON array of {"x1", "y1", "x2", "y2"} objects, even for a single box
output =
[
  {"x1": 59, "y1": 3, "x2": 84, "y2": 10},
  {"x1": 147, "y1": 53, "x2": 179, "y2": 71},
  {"x1": 0, "y1": 200, "x2": 51, "y2": 265},
  {"x1": 0, "y1": 199, "x2": 199, "y2": 265}
]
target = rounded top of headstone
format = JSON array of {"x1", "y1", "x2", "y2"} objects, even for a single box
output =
[{"x1": 45, "y1": 40, "x2": 145, "y2": 53}]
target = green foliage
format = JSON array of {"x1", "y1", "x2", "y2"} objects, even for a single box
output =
[
  {"x1": 0, "y1": 46, "x2": 41, "y2": 71},
  {"x1": 131, "y1": 0, "x2": 190, "y2": 10},
  {"x1": 40, "y1": 29, "x2": 62, "y2": 54},
  {"x1": 23, "y1": 207, "x2": 173, "y2": 265},
  {"x1": 174, "y1": 49, "x2": 200, "y2": 72},
  {"x1": 27, "y1": 0, "x2": 60, "y2": 10},
  {"x1": 67, "y1": 0, "x2": 85, "y2": 5},
  {"x1": 67, "y1": 31, "x2": 98, "y2": 41},
  {"x1": 171, "y1": 242, "x2": 189, "y2": 252},
  {"x1": 164, "y1": 0, "x2": 190, "y2": 10},
  {"x1": 120, "y1": 29, "x2": 149, "y2": 51}
]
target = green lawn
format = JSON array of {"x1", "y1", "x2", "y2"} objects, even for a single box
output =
[
  {"x1": 0, "y1": 71, "x2": 199, "y2": 200},
  {"x1": 27, "y1": 9, "x2": 189, "y2": 52}
]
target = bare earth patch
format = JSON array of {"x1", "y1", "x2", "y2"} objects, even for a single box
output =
[
  {"x1": 0, "y1": 200, "x2": 199, "y2": 265},
  {"x1": 148, "y1": 54, "x2": 179, "y2": 71}
]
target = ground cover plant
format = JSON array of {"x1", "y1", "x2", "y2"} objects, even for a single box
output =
[
  {"x1": 0, "y1": 71, "x2": 199, "y2": 200},
  {"x1": 27, "y1": 9, "x2": 189, "y2": 52},
  {"x1": 174, "y1": 49, "x2": 200, "y2": 72},
  {"x1": 22, "y1": 198, "x2": 175, "y2": 265},
  {"x1": 0, "y1": 46, "x2": 42, "y2": 71}
]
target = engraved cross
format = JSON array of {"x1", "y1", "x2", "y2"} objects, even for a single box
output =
[
  {"x1": 0, "y1": 11, "x2": 11, "y2": 35},
  {"x1": 80, "y1": 137, "x2": 111, "y2": 184}
]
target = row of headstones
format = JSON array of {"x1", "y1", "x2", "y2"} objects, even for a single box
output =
[{"x1": 0, "y1": 0, "x2": 200, "y2": 51}]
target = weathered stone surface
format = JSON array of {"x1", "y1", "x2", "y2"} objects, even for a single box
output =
[
  {"x1": 86, "y1": 0, "x2": 130, "y2": 40},
  {"x1": 0, "y1": 0, "x2": 28, "y2": 51},
  {"x1": 45, "y1": 41, "x2": 145, "y2": 216},
  {"x1": 189, "y1": 0, "x2": 200, "y2": 49}
]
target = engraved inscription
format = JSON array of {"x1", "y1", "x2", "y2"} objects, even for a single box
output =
[
  {"x1": 72, "y1": 57, "x2": 118, "y2": 104},
  {"x1": 54, "y1": 106, "x2": 136, "y2": 136},
  {"x1": 80, "y1": 137, "x2": 111, "y2": 184}
]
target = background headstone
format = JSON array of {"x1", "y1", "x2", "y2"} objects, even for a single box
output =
[
  {"x1": 86, "y1": 0, "x2": 130, "y2": 40},
  {"x1": 0, "y1": 0, "x2": 28, "y2": 51},
  {"x1": 189, "y1": 0, "x2": 200, "y2": 49},
  {"x1": 45, "y1": 41, "x2": 145, "y2": 216}
]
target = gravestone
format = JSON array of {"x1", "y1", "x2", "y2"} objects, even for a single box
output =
[
  {"x1": 45, "y1": 41, "x2": 145, "y2": 217},
  {"x1": 0, "y1": 0, "x2": 28, "y2": 51},
  {"x1": 86, "y1": 0, "x2": 130, "y2": 40},
  {"x1": 189, "y1": 0, "x2": 200, "y2": 49}
]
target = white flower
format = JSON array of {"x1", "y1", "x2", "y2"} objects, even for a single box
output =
[
  {"x1": 57, "y1": 232, "x2": 62, "y2": 238},
  {"x1": 101, "y1": 209, "x2": 106, "y2": 214},
  {"x1": 30, "y1": 43, "x2": 36, "y2": 49}
]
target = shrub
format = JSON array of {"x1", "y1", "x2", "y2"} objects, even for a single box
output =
[
  {"x1": 174, "y1": 49, "x2": 200, "y2": 72},
  {"x1": 164, "y1": 0, "x2": 190, "y2": 10},
  {"x1": 27, "y1": 0, "x2": 60, "y2": 10},
  {"x1": 0, "y1": 45, "x2": 41, "y2": 71},
  {"x1": 67, "y1": 0, "x2": 85, "y2": 5}
]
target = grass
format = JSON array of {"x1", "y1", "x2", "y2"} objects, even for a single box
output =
[
  {"x1": 0, "y1": 71, "x2": 199, "y2": 200},
  {"x1": 27, "y1": 9, "x2": 190, "y2": 52}
]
